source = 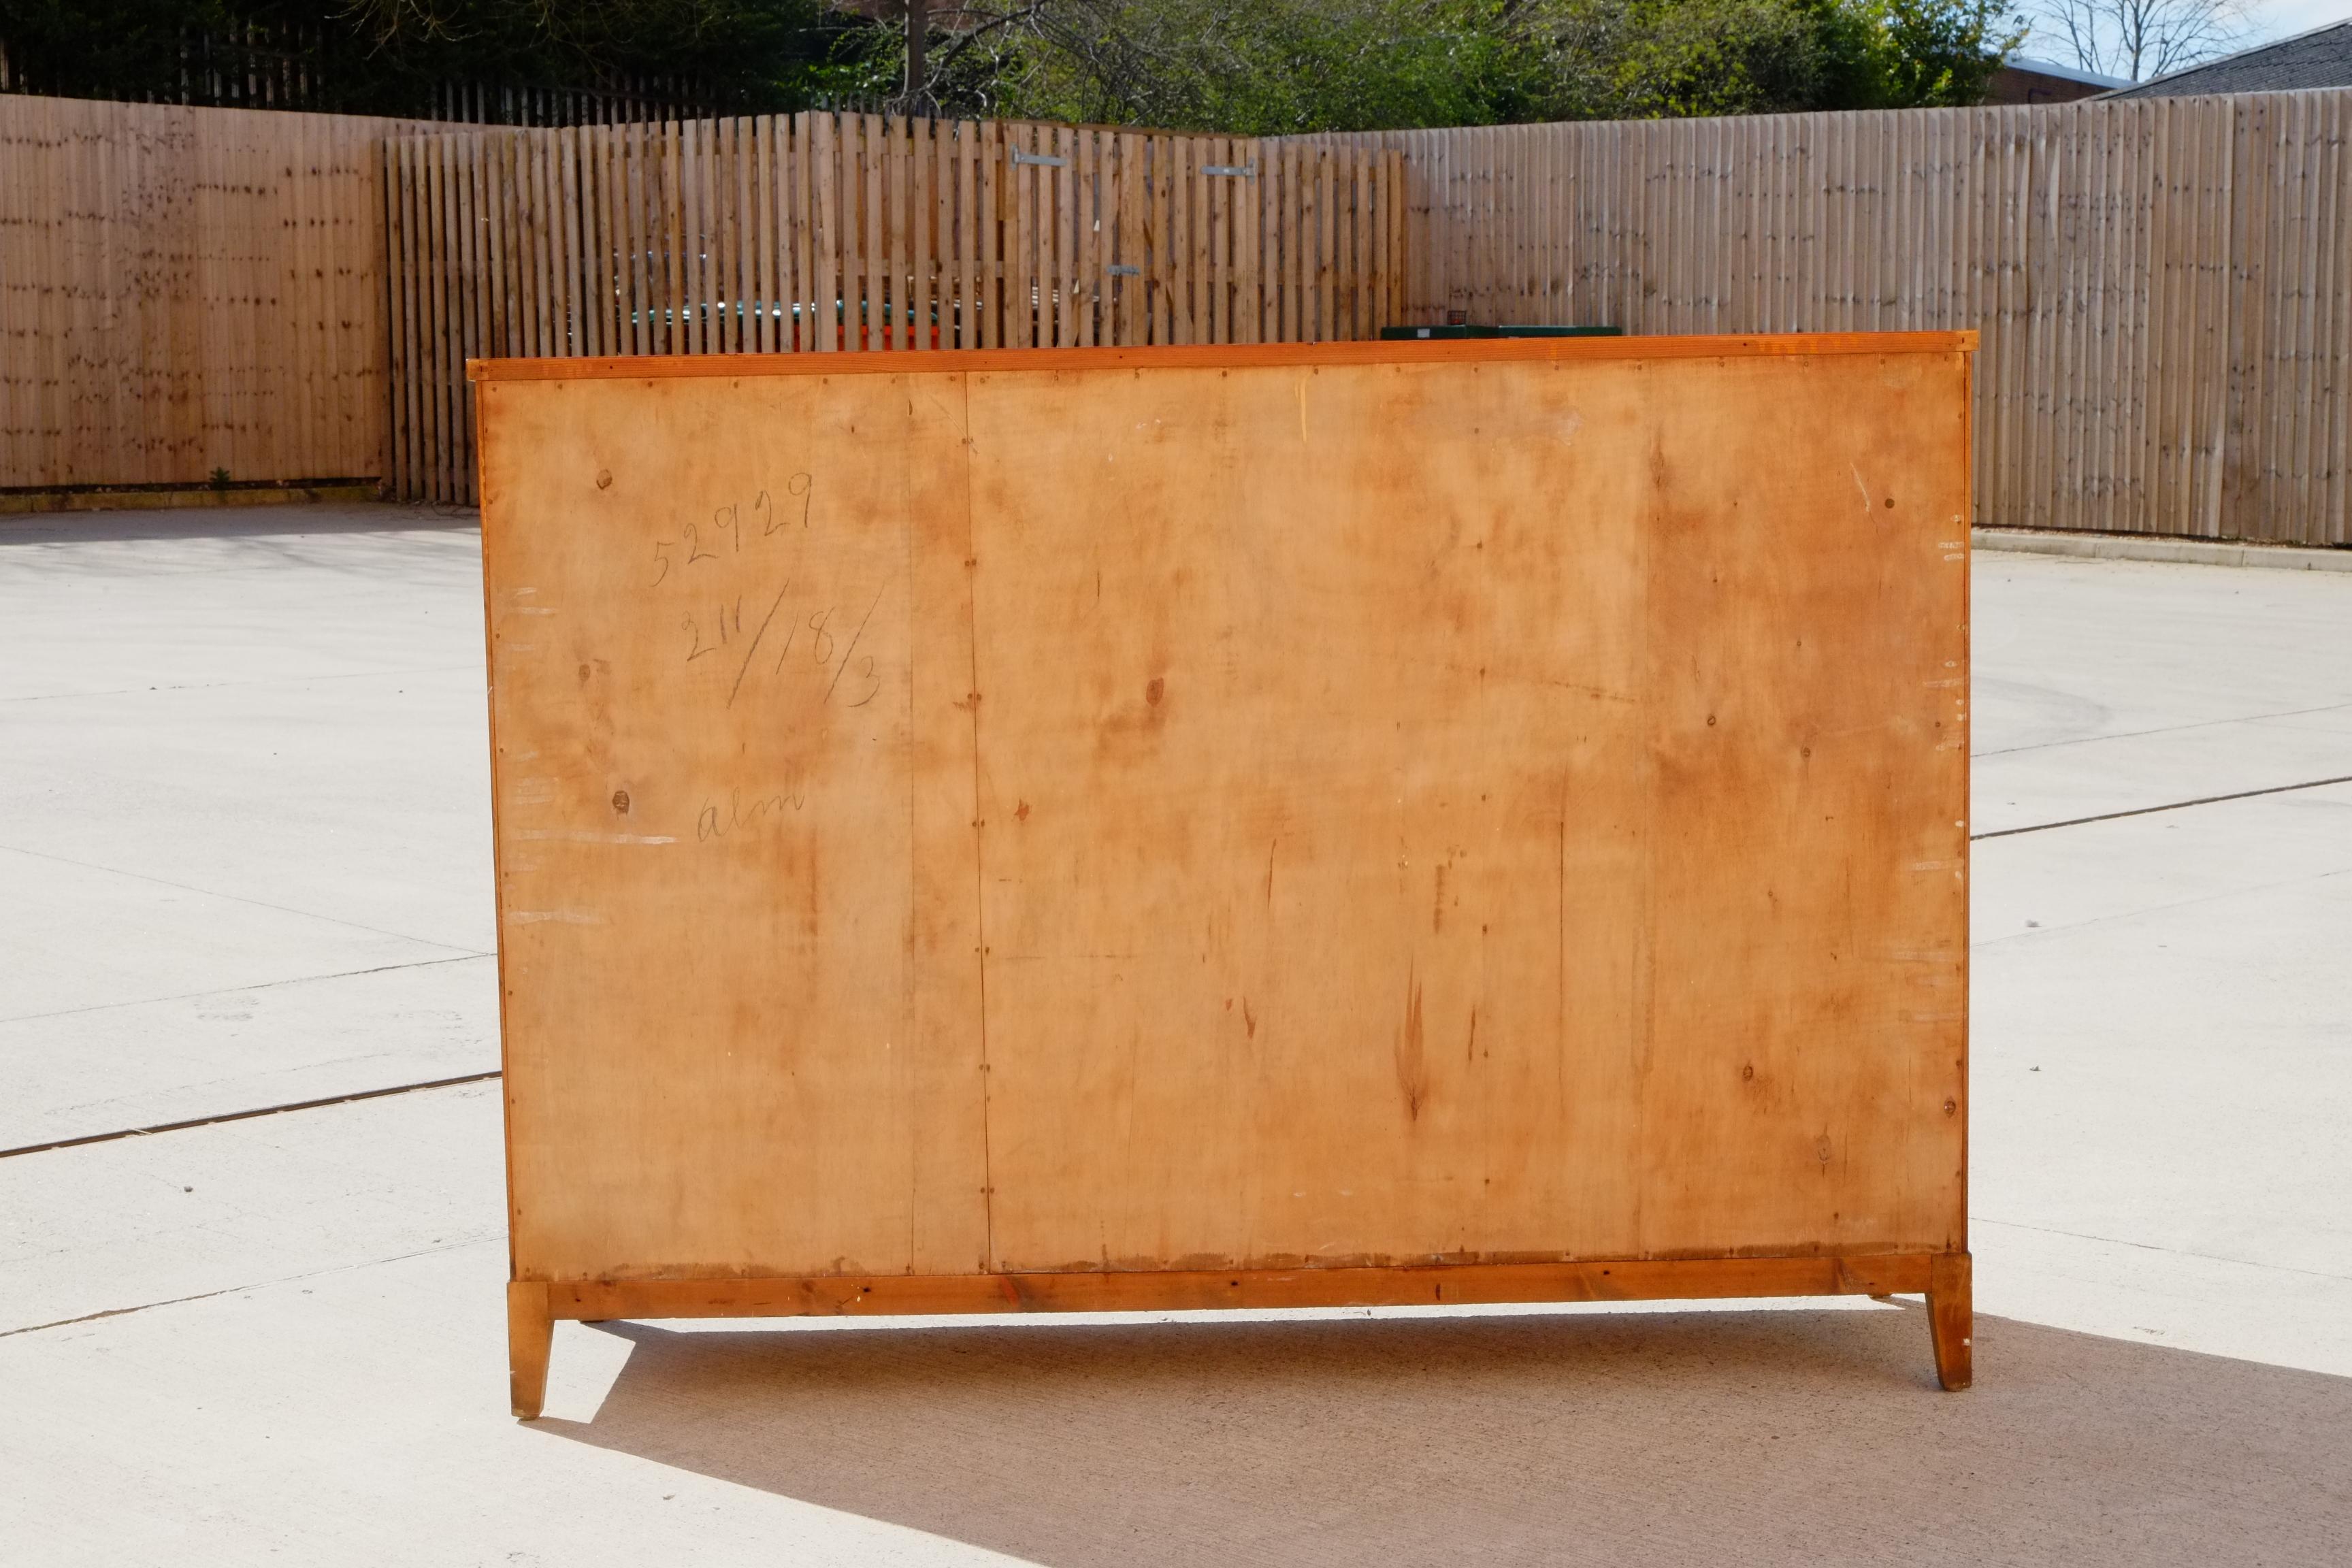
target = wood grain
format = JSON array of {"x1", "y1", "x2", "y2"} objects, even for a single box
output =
[
  {"x1": 958, "y1": 348, "x2": 1967, "y2": 1271},
  {"x1": 478, "y1": 336, "x2": 1971, "y2": 1394},
  {"x1": 480, "y1": 369, "x2": 989, "y2": 1279},
  {"x1": 540, "y1": 1253, "x2": 1945, "y2": 1320},
  {"x1": 507, "y1": 1279, "x2": 552, "y2": 1418},
  {"x1": 1929, "y1": 1250, "x2": 1974, "y2": 1391}
]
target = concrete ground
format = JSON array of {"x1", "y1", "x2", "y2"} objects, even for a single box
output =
[{"x1": 2, "y1": 506, "x2": 2348, "y2": 1565}]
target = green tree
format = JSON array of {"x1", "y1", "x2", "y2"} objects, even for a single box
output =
[
  {"x1": 336, "y1": 0, "x2": 854, "y2": 112},
  {"x1": 1528, "y1": 0, "x2": 2020, "y2": 119},
  {"x1": 868, "y1": 0, "x2": 1543, "y2": 131},
  {"x1": 865, "y1": 0, "x2": 2019, "y2": 129},
  {"x1": 3, "y1": 0, "x2": 2021, "y2": 125},
  {"x1": 1871, "y1": 0, "x2": 2024, "y2": 105},
  {"x1": 0, "y1": 0, "x2": 862, "y2": 115}
]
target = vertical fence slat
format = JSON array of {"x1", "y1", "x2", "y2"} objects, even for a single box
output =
[
  {"x1": 457, "y1": 129, "x2": 482, "y2": 502},
  {"x1": 915, "y1": 118, "x2": 934, "y2": 350},
  {"x1": 559, "y1": 127, "x2": 583, "y2": 363},
  {"x1": 976, "y1": 119, "x2": 997, "y2": 350},
  {"x1": 885, "y1": 113, "x2": 906, "y2": 351},
  {"x1": 623, "y1": 122, "x2": 645, "y2": 355},
  {"x1": 790, "y1": 113, "x2": 812, "y2": 352},
  {"x1": 812, "y1": 112, "x2": 837, "y2": 352},
  {"x1": 424, "y1": 135, "x2": 450, "y2": 504},
  {"x1": 1281, "y1": 144, "x2": 1299, "y2": 343},
  {"x1": 1013, "y1": 122, "x2": 1035, "y2": 350},
  {"x1": 950, "y1": 121, "x2": 971, "y2": 350},
  {"x1": 1316, "y1": 150, "x2": 1335, "y2": 342},
  {"x1": 859, "y1": 113, "x2": 881, "y2": 351},
  {"x1": 948, "y1": 117, "x2": 966, "y2": 350},
  {"x1": 1147, "y1": 134, "x2": 1170, "y2": 346},
  {"x1": 387, "y1": 137, "x2": 413, "y2": 499}
]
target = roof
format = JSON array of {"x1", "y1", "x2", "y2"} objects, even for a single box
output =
[
  {"x1": 2005, "y1": 54, "x2": 2132, "y2": 89},
  {"x1": 2103, "y1": 20, "x2": 2352, "y2": 98}
]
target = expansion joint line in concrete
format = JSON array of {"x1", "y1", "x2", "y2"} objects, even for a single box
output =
[
  {"x1": 1972, "y1": 772, "x2": 2352, "y2": 841},
  {"x1": 0, "y1": 1235, "x2": 502, "y2": 1340},
  {"x1": 0, "y1": 1071, "x2": 502, "y2": 1160}
]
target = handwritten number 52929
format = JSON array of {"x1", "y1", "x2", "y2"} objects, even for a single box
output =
[{"x1": 652, "y1": 481, "x2": 808, "y2": 584}]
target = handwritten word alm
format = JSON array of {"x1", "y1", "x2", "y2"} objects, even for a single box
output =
[{"x1": 697, "y1": 785, "x2": 809, "y2": 843}]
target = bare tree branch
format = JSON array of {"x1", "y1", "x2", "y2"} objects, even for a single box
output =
[{"x1": 2021, "y1": 0, "x2": 2247, "y2": 81}]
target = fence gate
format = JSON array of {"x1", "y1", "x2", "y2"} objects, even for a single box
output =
[{"x1": 385, "y1": 112, "x2": 1405, "y2": 503}]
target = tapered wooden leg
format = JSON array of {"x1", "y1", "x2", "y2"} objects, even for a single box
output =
[
  {"x1": 1927, "y1": 1252, "x2": 1973, "y2": 1391},
  {"x1": 508, "y1": 1279, "x2": 553, "y2": 1419}
]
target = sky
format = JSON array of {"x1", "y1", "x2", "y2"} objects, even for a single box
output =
[{"x1": 2249, "y1": 0, "x2": 2352, "y2": 39}]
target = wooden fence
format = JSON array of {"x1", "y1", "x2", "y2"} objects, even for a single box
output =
[
  {"x1": 17, "y1": 88, "x2": 2346, "y2": 540},
  {"x1": 0, "y1": 95, "x2": 414, "y2": 491},
  {"x1": 1307, "y1": 87, "x2": 2352, "y2": 546},
  {"x1": 385, "y1": 114, "x2": 1406, "y2": 502}
]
